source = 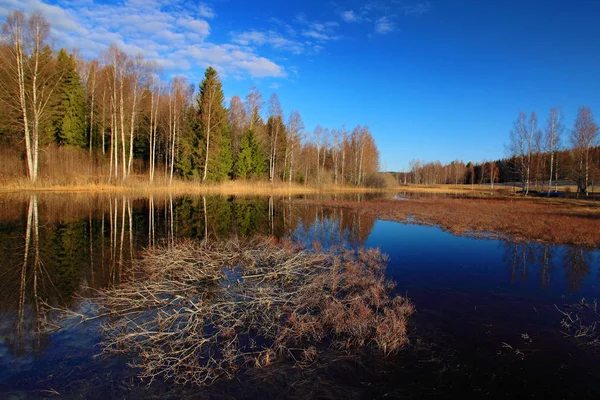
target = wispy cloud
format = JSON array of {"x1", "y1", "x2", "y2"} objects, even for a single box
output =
[
  {"x1": 301, "y1": 21, "x2": 341, "y2": 41},
  {"x1": 402, "y1": 2, "x2": 432, "y2": 16},
  {"x1": 230, "y1": 29, "x2": 305, "y2": 55},
  {"x1": 374, "y1": 16, "x2": 394, "y2": 34},
  {"x1": 0, "y1": 0, "x2": 286, "y2": 79},
  {"x1": 341, "y1": 10, "x2": 360, "y2": 23},
  {"x1": 198, "y1": 2, "x2": 215, "y2": 19}
]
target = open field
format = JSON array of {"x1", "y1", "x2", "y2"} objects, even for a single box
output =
[{"x1": 291, "y1": 195, "x2": 600, "y2": 248}]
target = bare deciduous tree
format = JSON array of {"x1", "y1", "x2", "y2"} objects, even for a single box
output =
[
  {"x1": 287, "y1": 110, "x2": 304, "y2": 185},
  {"x1": 245, "y1": 86, "x2": 263, "y2": 130},
  {"x1": 545, "y1": 106, "x2": 563, "y2": 195},
  {"x1": 267, "y1": 93, "x2": 282, "y2": 182},
  {"x1": 570, "y1": 106, "x2": 598, "y2": 196},
  {"x1": 508, "y1": 111, "x2": 536, "y2": 195},
  {"x1": 228, "y1": 95, "x2": 246, "y2": 157},
  {"x1": 0, "y1": 11, "x2": 61, "y2": 182}
]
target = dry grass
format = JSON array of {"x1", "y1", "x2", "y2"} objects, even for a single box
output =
[
  {"x1": 53, "y1": 237, "x2": 413, "y2": 386},
  {"x1": 0, "y1": 177, "x2": 390, "y2": 195},
  {"x1": 0, "y1": 145, "x2": 389, "y2": 195},
  {"x1": 396, "y1": 184, "x2": 510, "y2": 195},
  {"x1": 291, "y1": 196, "x2": 600, "y2": 247}
]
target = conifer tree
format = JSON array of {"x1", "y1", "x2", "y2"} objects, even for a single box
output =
[
  {"x1": 196, "y1": 67, "x2": 229, "y2": 182},
  {"x1": 52, "y1": 48, "x2": 86, "y2": 147},
  {"x1": 235, "y1": 129, "x2": 254, "y2": 179},
  {"x1": 208, "y1": 127, "x2": 233, "y2": 181}
]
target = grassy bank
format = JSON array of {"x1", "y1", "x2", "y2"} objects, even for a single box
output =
[
  {"x1": 0, "y1": 177, "x2": 391, "y2": 195},
  {"x1": 291, "y1": 195, "x2": 600, "y2": 247}
]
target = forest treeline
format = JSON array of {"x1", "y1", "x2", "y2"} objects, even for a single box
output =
[
  {"x1": 0, "y1": 10, "x2": 380, "y2": 186},
  {"x1": 401, "y1": 107, "x2": 600, "y2": 196}
]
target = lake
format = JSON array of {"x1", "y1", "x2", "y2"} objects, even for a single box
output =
[{"x1": 1, "y1": 193, "x2": 599, "y2": 398}]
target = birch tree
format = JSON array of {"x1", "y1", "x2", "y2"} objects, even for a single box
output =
[
  {"x1": 313, "y1": 124, "x2": 323, "y2": 183},
  {"x1": 267, "y1": 93, "x2": 282, "y2": 182},
  {"x1": 245, "y1": 86, "x2": 263, "y2": 130},
  {"x1": 86, "y1": 59, "x2": 98, "y2": 154},
  {"x1": 287, "y1": 110, "x2": 304, "y2": 184},
  {"x1": 228, "y1": 95, "x2": 246, "y2": 158},
  {"x1": 570, "y1": 106, "x2": 598, "y2": 196},
  {"x1": 148, "y1": 67, "x2": 161, "y2": 182},
  {"x1": 544, "y1": 107, "x2": 563, "y2": 195},
  {"x1": 0, "y1": 11, "x2": 61, "y2": 182},
  {"x1": 126, "y1": 54, "x2": 146, "y2": 177},
  {"x1": 508, "y1": 111, "x2": 534, "y2": 195},
  {"x1": 167, "y1": 76, "x2": 192, "y2": 183}
]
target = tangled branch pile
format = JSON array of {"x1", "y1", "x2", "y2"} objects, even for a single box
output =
[{"x1": 84, "y1": 237, "x2": 413, "y2": 386}]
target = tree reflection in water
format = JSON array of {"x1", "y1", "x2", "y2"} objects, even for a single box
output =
[
  {"x1": 0, "y1": 194, "x2": 377, "y2": 358},
  {"x1": 501, "y1": 241, "x2": 594, "y2": 291},
  {"x1": 0, "y1": 194, "x2": 598, "y2": 362}
]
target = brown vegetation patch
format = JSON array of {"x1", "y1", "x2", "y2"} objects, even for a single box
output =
[
  {"x1": 291, "y1": 197, "x2": 600, "y2": 247},
  {"x1": 58, "y1": 238, "x2": 413, "y2": 386}
]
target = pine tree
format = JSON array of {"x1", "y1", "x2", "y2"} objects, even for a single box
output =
[{"x1": 52, "y1": 48, "x2": 86, "y2": 147}]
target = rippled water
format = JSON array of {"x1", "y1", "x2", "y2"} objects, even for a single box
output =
[{"x1": 0, "y1": 193, "x2": 599, "y2": 398}]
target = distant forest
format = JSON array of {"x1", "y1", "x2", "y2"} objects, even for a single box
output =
[
  {"x1": 0, "y1": 10, "x2": 380, "y2": 186},
  {"x1": 399, "y1": 108, "x2": 600, "y2": 196}
]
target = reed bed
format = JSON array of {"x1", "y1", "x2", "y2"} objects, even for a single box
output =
[
  {"x1": 292, "y1": 197, "x2": 600, "y2": 247},
  {"x1": 0, "y1": 177, "x2": 389, "y2": 196},
  {"x1": 55, "y1": 237, "x2": 413, "y2": 386}
]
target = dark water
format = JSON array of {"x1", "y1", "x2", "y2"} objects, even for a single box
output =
[{"x1": 0, "y1": 194, "x2": 599, "y2": 399}]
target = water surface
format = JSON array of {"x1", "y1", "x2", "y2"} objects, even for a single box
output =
[{"x1": 0, "y1": 194, "x2": 598, "y2": 398}]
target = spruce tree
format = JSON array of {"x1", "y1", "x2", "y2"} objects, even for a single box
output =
[
  {"x1": 178, "y1": 107, "x2": 203, "y2": 180},
  {"x1": 209, "y1": 128, "x2": 233, "y2": 181},
  {"x1": 196, "y1": 67, "x2": 230, "y2": 181},
  {"x1": 251, "y1": 132, "x2": 267, "y2": 178},
  {"x1": 52, "y1": 49, "x2": 86, "y2": 147},
  {"x1": 235, "y1": 129, "x2": 254, "y2": 179}
]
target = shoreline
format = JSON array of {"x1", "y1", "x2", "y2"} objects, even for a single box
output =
[{"x1": 289, "y1": 196, "x2": 600, "y2": 248}]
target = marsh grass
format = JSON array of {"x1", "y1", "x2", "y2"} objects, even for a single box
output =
[
  {"x1": 51, "y1": 237, "x2": 413, "y2": 386},
  {"x1": 292, "y1": 196, "x2": 600, "y2": 247},
  {"x1": 0, "y1": 176, "x2": 390, "y2": 196}
]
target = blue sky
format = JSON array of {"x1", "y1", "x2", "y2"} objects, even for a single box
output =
[{"x1": 1, "y1": 0, "x2": 599, "y2": 171}]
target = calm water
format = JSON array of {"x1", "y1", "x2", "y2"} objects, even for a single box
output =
[{"x1": 0, "y1": 194, "x2": 599, "y2": 399}]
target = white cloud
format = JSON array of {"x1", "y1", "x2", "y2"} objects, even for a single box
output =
[
  {"x1": 198, "y1": 3, "x2": 215, "y2": 19},
  {"x1": 341, "y1": 10, "x2": 359, "y2": 23},
  {"x1": 0, "y1": 0, "x2": 287, "y2": 79},
  {"x1": 174, "y1": 43, "x2": 286, "y2": 79},
  {"x1": 231, "y1": 29, "x2": 304, "y2": 55},
  {"x1": 375, "y1": 16, "x2": 394, "y2": 34},
  {"x1": 301, "y1": 21, "x2": 341, "y2": 41},
  {"x1": 231, "y1": 30, "x2": 267, "y2": 46},
  {"x1": 177, "y1": 16, "x2": 210, "y2": 37}
]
